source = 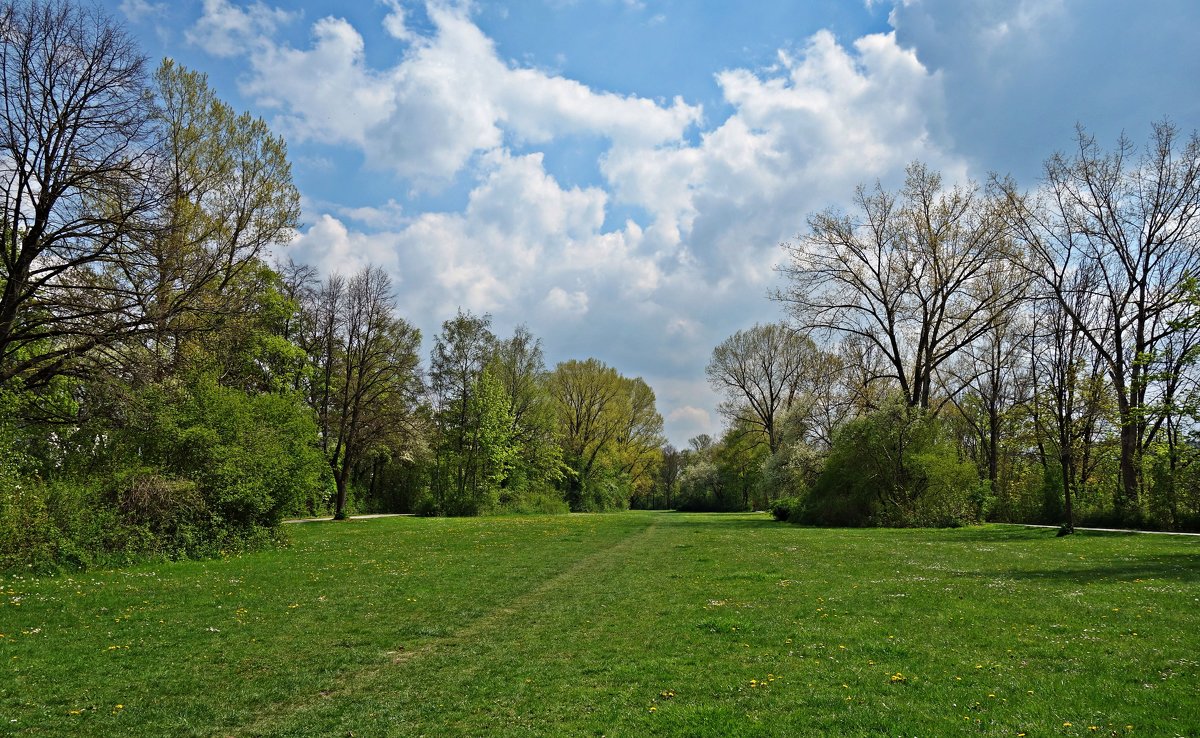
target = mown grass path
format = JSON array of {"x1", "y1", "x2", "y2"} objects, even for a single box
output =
[{"x1": 2, "y1": 512, "x2": 1199, "y2": 736}]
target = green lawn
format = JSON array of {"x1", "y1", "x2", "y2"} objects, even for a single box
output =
[{"x1": 3, "y1": 512, "x2": 1198, "y2": 737}]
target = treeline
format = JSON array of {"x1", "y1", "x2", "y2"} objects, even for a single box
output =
[
  {"x1": 0, "y1": 1, "x2": 664, "y2": 572},
  {"x1": 679, "y1": 129, "x2": 1200, "y2": 532}
]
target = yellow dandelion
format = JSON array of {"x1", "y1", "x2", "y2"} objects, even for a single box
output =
[{"x1": 1064, "y1": 722, "x2": 1072, "y2": 727}]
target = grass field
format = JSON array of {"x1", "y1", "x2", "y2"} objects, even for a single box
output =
[{"x1": 2, "y1": 512, "x2": 1198, "y2": 737}]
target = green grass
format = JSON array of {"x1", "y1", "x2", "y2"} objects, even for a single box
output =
[{"x1": 3, "y1": 512, "x2": 1199, "y2": 737}]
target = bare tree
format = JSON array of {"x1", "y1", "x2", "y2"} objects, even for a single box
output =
[
  {"x1": 0, "y1": 0, "x2": 157, "y2": 388},
  {"x1": 302, "y1": 266, "x2": 422, "y2": 519},
  {"x1": 779, "y1": 163, "x2": 1021, "y2": 410},
  {"x1": 1000, "y1": 122, "x2": 1200, "y2": 505},
  {"x1": 705, "y1": 322, "x2": 821, "y2": 454},
  {"x1": 658, "y1": 443, "x2": 683, "y2": 508},
  {"x1": 1024, "y1": 282, "x2": 1110, "y2": 533}
]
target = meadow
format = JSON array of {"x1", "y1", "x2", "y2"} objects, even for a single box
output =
[{"x1": 2, "y1": 512, "x2": 1198, "y2": 737}]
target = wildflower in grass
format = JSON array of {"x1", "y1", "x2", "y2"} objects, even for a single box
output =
[
  {"x1": 1064, "y1": 722, "x2": 1072, "y2": 727},
  {"x1": 890, "y1": 673, "x2": 906, "y2": 683}
]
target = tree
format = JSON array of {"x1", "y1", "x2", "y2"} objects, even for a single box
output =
[
  {"x1": 0, "y1": 7, "x2": 300, "y2": 393},
  {"x1": 780, "y1": 163, "x2": 1021, "y2": 410},
  {"x1": 706, "y1": 323, "x2": 821, "y2": 454},
  {"x1": 490, "y1": 326, "x2": 563, "y2": 501},
  {"x1": 550, "y1": 358, "x2": 624, "y2": 509},
  {"x1": 1024, "y1": 287, "x2": 1109, "y2": 533},
  {"x1": 1000, "y1": 122, "x2": 1200, "y2": 506},
  {"x1": 0, "y1": 0, "x2": 157, "y2": 389},
  {"x1": 658, "y1": 444, "x2": 683, "y2": 509},
  {"x1": 124, "y1": 59, "x2": 299, "y2": 381},
  {"x1": 549, "y1": 358, "x2": 664, "y2": 510},
  {"x1": 302, "y1": 266, "x2": 422, "y2": 519},
  {"x1": 429, "y1": 310, "x2": 496, "y2": 514},
  {"x1": 610, "y1": 376, "x2": 665, "y2": 498}
]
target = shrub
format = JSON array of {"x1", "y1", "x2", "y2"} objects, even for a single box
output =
[
  {"x1": 771, "y1": 496, "x2": 804, "y2": 522},
  {"x1": 798, "y1": 401, "x2": 981, "y2": 527}
]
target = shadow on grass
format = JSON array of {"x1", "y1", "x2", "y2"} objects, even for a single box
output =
[
  {"x1": 1008, "y1": 553, "x2": 1200, "y2": 584},
  {"x1": 939, "y1": 526, "x2": 1065, "y2": 543}
]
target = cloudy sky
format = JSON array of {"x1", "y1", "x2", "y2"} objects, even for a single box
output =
[{"x1": 110, "y1": 0, "x2": 1200, "y2": 445}]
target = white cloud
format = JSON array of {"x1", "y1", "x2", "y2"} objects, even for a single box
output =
[
  {"x1": 194, "y1": 1, "x2": 700, "y2": 184},
  {"x1": 381, "y1": 0, "x2": 416, "y2": 42},
  {"x1": 542, "y1": 287, "x2": 589, "y2": 318},
  {"x1": 119, "y1": 0, "x2": 166, "y2": 22},
  {"x1": 207, "y1": 1, "x2": 969, "y2": 443},
  {"x1": 185, "y1": 0, "x2": 296, "y2": 58}
]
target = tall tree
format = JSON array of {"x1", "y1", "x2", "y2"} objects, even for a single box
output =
[
  {"x1": 780, "y1": 163, "x2": 1021, "y2": 410},
  {"x1": 1025, "y1": 286, "x2": 1109, "y2": 533},
  {"x1": 428, "y1": 310, "x2": 496, "y2": 514},
  {"x1": 1000, "y1": 122, "x2": 1200, "y2": 505},
  {"x1": 490, "y1": 326, "x2": 562, "y2": 499},
  {"x1": 550, "y1": 358, "x2": 624, "y2": 509},
  {"x1": 125, "y1": 59, "x2": 299, "y2": 380},
  {"x1": 0, "y1": 0, "x2": 157, "y2": 389},
  {"x1": 302, "y1": 266, "x2": 422, "y2": 519},
  {"x1": 610, "y1": 376, "x2": 665, "y2": 497}
]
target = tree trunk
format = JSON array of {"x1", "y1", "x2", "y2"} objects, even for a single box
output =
[
  {"x1": 1118, "y1": 420, "x2": 1140, "y2": 508},
  {"x1": 1058, "y1": 452, "x2": 1074, "y2": 534}
]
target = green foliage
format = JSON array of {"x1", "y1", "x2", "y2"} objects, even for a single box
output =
[
  {"x1": 799, "y1": 401, "x2": 982, "y2": 527},
  {"x1": 124, "y1": 375, "x2": 330, "y2": 532},
  {"x1": 770, "y1": 495, "x2": 804, "y2": 521},
  {"x1": 1, "y1": 373, "x2": 330, "y2": 573}
]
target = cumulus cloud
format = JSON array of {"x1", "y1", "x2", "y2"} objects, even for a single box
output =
[
  {"x1": 542, "y1": 287, "x2": 590, "y2": 318},
  {"x1": 887, "y1": 0, "x2": 1200, "y2": 178},
  {"x1": 118, "y1": 0, "x2": 166, "y2": 22},
  {"x1": 196, "y1": 1, "x2": 700, "y2": 184},
  {"x1": 193, "y1": 1, "x2": 969, "y2": 443},
  {"x1": 185, "y1": 0, "x2": 296, "y2": 57}
]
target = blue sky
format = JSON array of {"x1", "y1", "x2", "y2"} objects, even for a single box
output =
[{"x1": 109, "y1": 0, "x2": 1200, "y2": 445}]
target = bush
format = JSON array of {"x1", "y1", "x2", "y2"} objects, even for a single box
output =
[
  {"x1": 1, "y1": 374, "x2": 330, "y2": 573},
  {"x1": 771, "y1": 496, "x2": 804, "y2": 522},
  {"x1": 798, "y1": 401, "x2": 981, "y2": 528},
  {"x1": 127, "y1": 375, "x2": 331, "y2": 535}
]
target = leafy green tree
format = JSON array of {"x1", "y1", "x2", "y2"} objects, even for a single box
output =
[
  {"x1": 429, "y1": 310, "x2": 496, "y2": 514},
  {"x1": 490, "y1": 326, "x2": 565, "y2": 505},
  {"x1": 549, "y1": 358, "x2": 664, "y2": 510},
  {"x1": 122, "y1": 59, "x2": 300, "y2": 382}
]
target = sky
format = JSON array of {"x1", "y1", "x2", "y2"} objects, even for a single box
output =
[{"x1": 108, "y1": 0, "x2": 1200, "y2": 446}]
